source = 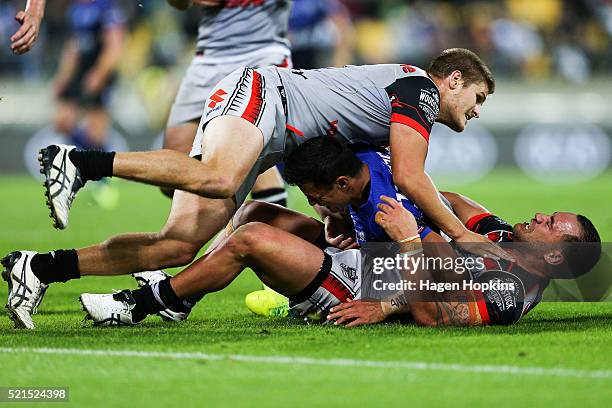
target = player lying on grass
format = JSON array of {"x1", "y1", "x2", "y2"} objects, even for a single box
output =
[{"x1": 74, "y1": 186, "x2": 601, "y2": 327}]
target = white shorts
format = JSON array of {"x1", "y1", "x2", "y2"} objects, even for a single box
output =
[
  {"x1": 289, "y1": 248, "x2": 363, "y2": 323},
  {"x1": 190, "y1": 66, "x2": 289, "y2": 206},
  {"x1": 167, "y1": 52, "x2": 291, "y2": 128}
]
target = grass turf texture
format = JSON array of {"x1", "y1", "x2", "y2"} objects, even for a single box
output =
[{"x1": 0, "y1": 171, "x2": 611, "y2": 407}]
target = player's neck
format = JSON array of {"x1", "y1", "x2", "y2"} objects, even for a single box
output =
[
  {"x1": 508, "y1": 248, "x2": 550, "y2": 279},
  {"x1": 351, "y1": 164, "x2": 371, "y2": 207}
]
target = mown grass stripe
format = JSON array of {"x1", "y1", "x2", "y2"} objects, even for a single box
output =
[{"x1": 1, "y1": 347, "x2": 610, "y2": 379}]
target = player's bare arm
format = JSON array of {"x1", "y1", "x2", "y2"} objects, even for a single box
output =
[
  {"x1": 10, "y1": 0, "x2": 46, "y2": 54},
  {"x1": 440, "y1": 191, "x2": 490, "y2": 224},
  {"x1": 330, "y1": 196, "x2": 484, "y2": 327},
  {"x1": 389, "y1": 124, "x2": 511, "y2": 261}
]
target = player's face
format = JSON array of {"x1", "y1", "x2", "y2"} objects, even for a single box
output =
[
  {"x1": 513, "y1": 212, "x2": 581, "y2": 243},
  {"x1": 446, "y1": 81, "x2": 488, "y2": 132},
  {"x1": 299, "y1": 182, "x2": 351, "y2": 212}
]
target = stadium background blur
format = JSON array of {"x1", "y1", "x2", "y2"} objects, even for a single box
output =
[{"x1": 0, "y1": 3, "x2": 611, "y2": 405}]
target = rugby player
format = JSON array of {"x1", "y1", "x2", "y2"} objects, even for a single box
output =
[
  {"x1": 52, "y1": 0, "x2": 126, "y2": 169},
  {"x1": 9, "y1": 0, "x2": 46, "y2": 54},
  {"x1": 4, "y1": 49, "x2": 508, "y2": 328},
  {"x1": 75, "y1": 189, "x2": 601, "y2": 327},
  {"x1": 161, "y1": 0, "x2": 291, "y2": 204}
]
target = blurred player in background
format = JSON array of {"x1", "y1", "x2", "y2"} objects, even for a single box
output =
[
  {"x1": 162, "y1": 0, "x2": 292, "y2": 206},
  {"x1": 53, "y1": 0, "x2": 126, "y2": 153},
  {"x1": 8, "y1": 0, "x2": 45, "y2": 55},
  {"x1": 288, "y1": 0, "x2": 353, "y2": 69},
  {"x1": 51, "y1": 0, "x2": 127, "y2": 207}
]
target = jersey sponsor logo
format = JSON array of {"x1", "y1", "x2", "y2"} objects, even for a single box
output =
[
  {"x1": 208, "y1": 89, "x2": 227, "y2": 109},
  {"x1": 340, "y1": 263, "x2": 357, "y2": 283},
  {"x1": 418, "y1": 88, "x2": 440, "y2": 124}
]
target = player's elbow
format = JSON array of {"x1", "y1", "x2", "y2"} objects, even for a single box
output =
[{"x1": 392, "y1": 171, "x2": 422, "y2": 195}]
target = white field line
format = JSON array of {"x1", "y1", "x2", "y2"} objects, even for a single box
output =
[{"x1": 1, "y1": 347, "x2": 611, "y2": 380}]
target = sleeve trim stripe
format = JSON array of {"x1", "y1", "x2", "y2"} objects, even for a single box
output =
[
  {"x1": 474, "y1": 290, "x2": 491, "y2": 325},
  {"x1": 390, "y1": 113, "x2": 430, "y2": 141},
  {"x1": 465, "y1": 213, "x2": 494, "y2": 231}
]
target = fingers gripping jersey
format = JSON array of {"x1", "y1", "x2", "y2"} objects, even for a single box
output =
[
  {"x1": 271, "y1": 64, "x2": 440, "y2": 147},
  {"x1": 464, "y1": 214, "x2": 550, "y2": 325},
  {"x1": 349, "y1": 149, "x2": 433, "y2": 244}
]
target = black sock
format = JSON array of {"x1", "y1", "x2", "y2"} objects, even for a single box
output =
[
  {"x1": 130, "y1": 286, "x2": 163, "y2": 322},
  {"x1": 31, "y1": 250, "x2": 80, "y2": 284},
  {"x1": 131, "y1": 278, "x2": 191, "y2": 322},
  {"x1": 251, "y1": 187, "x2": 287, "y2": 207},
  {"x1": 68, "y1": 150, "x2": 115, "y2": 181}
]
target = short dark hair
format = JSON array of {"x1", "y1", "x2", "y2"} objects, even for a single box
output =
[
  {"x1": 283, "y1": 137, "x2": 363, "y2": 188},
  {"x1": 560, "y1": 215, "x2": 601, "y2": 278},
  {"x1": 428, "y1": 48, "x2": 496, "y2": 94}
]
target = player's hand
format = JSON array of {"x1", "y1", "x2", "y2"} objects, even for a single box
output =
[
  {"x1": 324, "y1": 215, "x2": 358, "y2": 249},
  {"x1": 374, "y1": 195, "x2": 419, "y2": 242},
  {"x1": 455, "y1": 230, "x2": 515, "y2": 261},
  {"x1": 83, "y1": 69, "x2": 106, "y2": 94},
  {"x1": 327, "y1": 299, "x2": 386, "y2": 327},
  {"x1": 11, "y1": 9, "x2": 43, "y2": 54}
]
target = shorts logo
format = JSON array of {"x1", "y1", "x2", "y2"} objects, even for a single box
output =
[
  {"x1": 340, "y1": 263, "x2": 357, "y2": 283},
  {"x1": 208, "y1": 89, "x2": 227, "y2": 109}
]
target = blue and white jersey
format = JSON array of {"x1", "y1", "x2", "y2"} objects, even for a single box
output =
[{"x1": 348, "y1": 149, "x2": 433, "y2": 245}]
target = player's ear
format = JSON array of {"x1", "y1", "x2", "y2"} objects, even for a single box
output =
[
  {"x1": 543, "y1": 249, "x2": 564, "y2": 266},
  {"x1": 448, "y1": 70, "x2": 463, "y2": 90},
  {"x1": 336, "y1": 176, "x2": 349, "y2": 190}
]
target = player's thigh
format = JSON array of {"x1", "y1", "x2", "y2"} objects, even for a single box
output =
[
  {"x1": 163, "y1": 121, "x2": 199, "y2": 154},
  {"x1": 161, "y1": 189, "x2": 237, "y2": 250},
  {"x1": 252, "y1": 166, "x2": 284, "y2": 192},
  {"x1": 232, "y1": 222, "x2": 325, "y2": 295},
  {"x1": 201, "y1": 115, "x2": 264, "y2": 182}
]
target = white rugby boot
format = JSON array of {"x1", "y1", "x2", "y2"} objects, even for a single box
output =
[
  {"x1": 1, "y1": 251, "x2": 48, "y2": 329},
  {"x1": 39, "y1": 144, "x2": 85, "y2": 229},
  {"x1": 80, "y1": 290, "x2": 138, "y2": 327}
]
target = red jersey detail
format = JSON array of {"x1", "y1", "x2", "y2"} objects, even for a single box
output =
[
  {"x1": 390, "y1": 113, "x2": 430, "y2": 141},
  {"x1": 401, "y1": 64, "x2": 416, "y2": 73},
  {"x1": 321, "y1": 274, "x2": 353, "y2": 302},
  {"x1": 285, "y1": 124, "x2": 304, "y2": 137},
  {"x1": 241, "y1": 71, "x2": 264, "y2": 124},
  {"x1": 465, "y1": 213, "x2": 494, "y2": 231}
]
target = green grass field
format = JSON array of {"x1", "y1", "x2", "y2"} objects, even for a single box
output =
[{"x1": 0, "y1": 171, "x2": 611, "y2": 407}]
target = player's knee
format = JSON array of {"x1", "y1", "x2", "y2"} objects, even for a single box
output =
[
  {"x1": 226, "y1": 222, "x2": 269, "y2": 257},
  {"x1": 190, "y1": 175, "x2": 239, "y2": 199},
  {"x1": 233, "y1": 201, "x2": 277, "y2": 228}
]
